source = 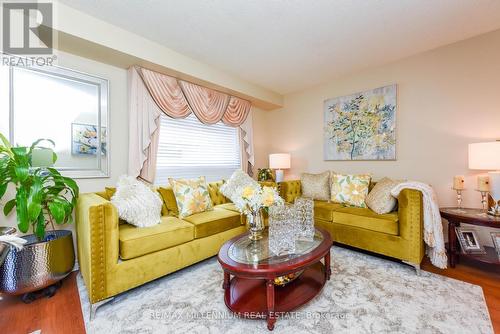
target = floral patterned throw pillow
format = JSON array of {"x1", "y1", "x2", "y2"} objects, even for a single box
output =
[
  {"x1": 330, "y1": 174, "x2": 371, "y2": 208},
  {"x1": 169, "y1": 176, "x2": 213, "y2": 218}
]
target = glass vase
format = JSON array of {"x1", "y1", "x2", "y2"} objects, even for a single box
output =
[
  {"x1": 268, "y1": 204, "x2": 297, "y2": 255},
  {"x1": 247, "y1": 209, "x2": 265, "y2": 240},
  {"x1": 294, "y1": 197, "x2": 315, "y2": 241}
]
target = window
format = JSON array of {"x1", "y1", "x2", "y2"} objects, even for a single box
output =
[
  {"x1": 155, "y1": 113, "x2": 241, "y2": 184},
  {"x1": 1, "y1": 62, "x2": 109, "y2": 178}
]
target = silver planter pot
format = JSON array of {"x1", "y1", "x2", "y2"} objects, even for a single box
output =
[
  {"x1": 0, "y1": 226, "x2": 16, "y2": 267},
  {"x1": 0, "y1": 230, "x2": 75, "y2": 295}
]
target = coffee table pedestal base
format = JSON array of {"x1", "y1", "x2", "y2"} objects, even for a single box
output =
[{"x1": 224, "y1": 262, "x2": 327, "y2": 330}]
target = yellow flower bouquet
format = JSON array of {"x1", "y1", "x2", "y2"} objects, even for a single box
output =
[{"x1": 221, "y1": 170, "x2": 284, "y2": 240}]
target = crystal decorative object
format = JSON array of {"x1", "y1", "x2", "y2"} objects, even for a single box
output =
[
  {"x1": 268, "y1": 204, "x2": 298, "y2": 255},
  {"x1": 294, "y1": 197, "x2": 315, "y2": 241}
]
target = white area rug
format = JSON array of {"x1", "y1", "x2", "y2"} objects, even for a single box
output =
[{"x1": 78, "y1": 246, "x2": 493, "y2": 334}]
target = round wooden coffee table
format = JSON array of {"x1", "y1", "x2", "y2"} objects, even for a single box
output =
[{"x1": 217, "y1": 227, "x2": 332, "y2": 330}]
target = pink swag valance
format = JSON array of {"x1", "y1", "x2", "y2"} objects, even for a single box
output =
[
  {"x1": 137, "y1": 67, "x2": 251, "y2": 127},
  {"x1": 129, "y1": 66, "x2": 255, "y2": 183}
]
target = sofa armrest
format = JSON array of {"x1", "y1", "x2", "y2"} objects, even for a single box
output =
[
  {"x1": 397, "y1": 189, "x2": 424, "y2": 242},
  {"x1": 76, "y1": 193, "x2": 119, "y2": 303},
  {"x1": 278, "y1": 180, "x2": 302, "y2": 203}
]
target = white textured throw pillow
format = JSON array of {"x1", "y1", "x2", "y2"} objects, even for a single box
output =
[
  {"x1": 111, "y1": 175, "x2": 162, "y2": 227},
  {"x1": 220, "y1": 170, "x2": 260, "y2": 203}
]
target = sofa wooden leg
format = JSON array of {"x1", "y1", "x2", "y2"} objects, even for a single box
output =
[
  {"x1": 90, "y1": 297, "x2": 114, "y2": 320},
  {"x1": 403, "y1": 261, "x2": 421, "y2": 276}
]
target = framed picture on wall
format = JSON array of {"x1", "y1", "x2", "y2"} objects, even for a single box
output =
[
  {"x1": 455, "y1": 227, "x2": 486, "y2": 254},
  {"x1": 324, "y1": 84, "x2": 397, "y2": 161},
  {"x1": 71, "y1": 123, "x2": 107, "y2": 156}
]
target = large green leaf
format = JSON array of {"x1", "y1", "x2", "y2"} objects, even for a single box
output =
[
  {"x1": 35, "y1": 213, "x2": 46, "y2": 239},
  {"x1": 55, "y1": 175, "x2": 79, "y2": 198},
  {"x1": 0, "y1": 157, "x2": 14, "y2": 179},
  {"x1": 0, "y1": 132, "x2": 11, "y2": 149},
  {"x1": 0, "y1": 183, "x2": 7, "y2": 200},
  {"x1": 44, "y1": 185, "x2": 66, "y2": 196},
  {"x1": 11, "y1": 146, "x2": 28, "y2": 157},
  {"x1": 3, "y1": 199, "x2": 16, "y2": 216},
  {"x1": 64, "y1": 176, "x2": 79, "y2": 196},
  {"x1": 15, "y1": 187, "x2": 29, "y2": 233},
  {"x1": 48, "y1": 201, "x2": 65, "y2": 224},
  {"x1": 57, "y1": 197, "x2": 73, "y2": 215},
  {"x1": 0, "y1": 155, "x2": 9, "y2": 166},
  {"x1": 14, "y1": 166, "x2": 29, "y2": 182},
  {"x1": 46, "y1": 167, "x2": 61, "y2": 176},
  {"x1": 11, "y1": 147, "x2": 30, "y2": 170},
  {"x1": 57, "y1": 198, "x2": 74, "y2": 224},
  {"x1": 27, "y1": 177, "x2": 43, "y2": 221}
]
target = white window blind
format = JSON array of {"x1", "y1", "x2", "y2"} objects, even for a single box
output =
[{"x1": 155, "y1": 113, "x2": 241, "y2": 184}]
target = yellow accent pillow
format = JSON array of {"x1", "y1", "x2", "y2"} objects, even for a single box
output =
[
  {"x1": 330, "y1": 174, "x2": 371, "y2": 208},
  {"x1": 169, "y1": 177, "x2": 213, "y2": 218},
  {"x1": 105, "y1": 187, "x2": 116, "y2": 200},
  {"x1": 157, "y1": 186, "x2": 180, "y2": 217}
]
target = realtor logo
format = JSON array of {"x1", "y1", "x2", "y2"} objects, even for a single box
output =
[{"x1": 2, "y1": 2, "x2": 53, "y2": 55}]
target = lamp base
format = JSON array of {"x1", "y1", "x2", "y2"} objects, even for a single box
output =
[{"x1": 275, "y1": 169, "x2": 284, "y2": 183}]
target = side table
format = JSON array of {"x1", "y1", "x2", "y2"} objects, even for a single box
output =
[{"x1": 440, "y1": 208, "x2": 500, "y2": 268}]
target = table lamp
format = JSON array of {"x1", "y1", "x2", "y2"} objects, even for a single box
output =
[
  {"x1": 468, "y1": 141, "x2": 500, "y2": 216},
  {"x1": 269, "y1": 153, "x2": 290, "y2": 183}
]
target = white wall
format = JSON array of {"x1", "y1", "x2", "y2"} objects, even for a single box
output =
[
  {"x1": 256, "y1": 29, "x2": 500, "y2": 246},
  {"x1": 0, "y1": 50, "x2": 128, "y2": 232},
  {"x1": 252, "y1": 107, "x2": 271, "y2": 171}
]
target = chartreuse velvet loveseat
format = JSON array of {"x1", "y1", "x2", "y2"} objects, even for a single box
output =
[
  {"x1": 278, "y1": 180, "x2": 425, "y2": 273},
  {"x1": 75, "y1": 181, "x2": 247, "y2": 318}
]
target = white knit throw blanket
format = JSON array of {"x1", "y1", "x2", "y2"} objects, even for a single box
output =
[
  {"x1": 391, "y1": 182, "x2": 448, "y2": 269},
  {"x1": 0, "y1": 234, "x2": 27, "y2": 250}
]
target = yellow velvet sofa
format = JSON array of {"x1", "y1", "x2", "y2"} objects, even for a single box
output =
[
  {"x1": 279, "y1": 180, "x2": 424, "y2": 273},
  {"x1": 75, "y1": 181, "x2": 246, "y2": 318}
]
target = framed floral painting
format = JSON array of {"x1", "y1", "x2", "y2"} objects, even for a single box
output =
[{"x1": 324, "y1": 84, "x2": 396, "y2": 160}]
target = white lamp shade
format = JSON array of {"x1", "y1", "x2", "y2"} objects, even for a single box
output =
[
  {"x1": 468, "y1": 142, "x2": 500, "y2": 170},
  {"x1": 269, "y1": 153, "x2": 291, "y2": 169}
]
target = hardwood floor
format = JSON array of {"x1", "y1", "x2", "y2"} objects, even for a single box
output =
[
  {"x1": 0, "y1": 258, "x2": 498, "y2": 334},
  {"x1": 0, "y1": 272, "x2": 85, "y2": 334}
]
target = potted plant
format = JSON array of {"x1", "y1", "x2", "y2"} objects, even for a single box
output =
[{"x1": 0, "y1": 133, "x2": 79, "y2": 302}]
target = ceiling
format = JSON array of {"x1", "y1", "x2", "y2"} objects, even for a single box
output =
[{"x1": 58, "y1": 0, "x2": 500, "y2": 94}]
